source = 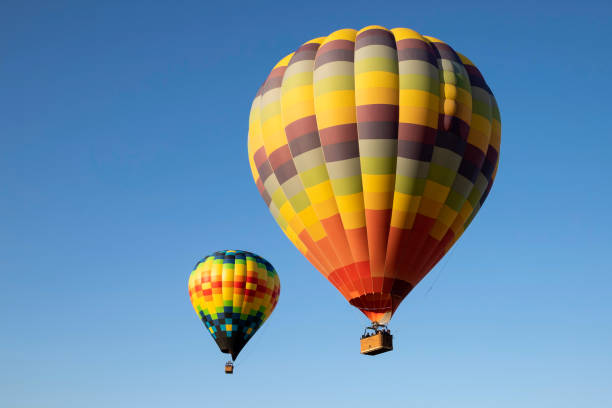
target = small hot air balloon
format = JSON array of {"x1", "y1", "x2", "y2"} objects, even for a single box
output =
[
  {"x1": 188, "y1": 250, "x2": 281, "y2": 373},
  {"x1": 247, "y1": 26, "x2": 500, "y2": 354}
]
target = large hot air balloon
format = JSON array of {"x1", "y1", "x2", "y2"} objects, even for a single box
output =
[
  {"x1": 188, "y1": 250, "x2": 281, "y2": 372},
  {"x1": 247, "y1": 26, "x2": 500, "y2": 353}
]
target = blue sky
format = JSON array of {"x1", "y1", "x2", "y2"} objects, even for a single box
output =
[{"x1": 2, "y1": 0, "x2": 611, "y2": 406}]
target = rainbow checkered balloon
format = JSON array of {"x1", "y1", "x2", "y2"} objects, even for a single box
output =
[{"x1": 188, "y1": 250, "x2": 280, "y2": 360}]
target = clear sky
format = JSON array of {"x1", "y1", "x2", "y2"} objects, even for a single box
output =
[{"x1": 2, "y1": 1, "x2": 611, "y2": 407}]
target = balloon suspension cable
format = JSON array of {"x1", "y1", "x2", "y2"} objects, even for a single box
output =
[{"x1": 361, "y1": 322, "x2": 391, "y2": 339}]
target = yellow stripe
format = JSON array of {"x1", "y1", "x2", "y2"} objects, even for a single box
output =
[
  {"x1": 491, "y1": 119, "x2": 501, "y2": 151},
  {"x1": 321, "y1": 28, "x2": 356, "y2": 44},
  {"x1": 305, "y1": 180, "x2": 334, "y2": 203},
  {"x1": 470, "y1": 114, "x2": 492, "y2": 142},
  {"x1": 392, "y1": 193, "x2": 421, "y2": 212},
  {"x1": 355, "y1": 71, "x2": 398, "y2": 88},
  {"x1": 391, "y1": 27, "x2": 425, "y2": 41},
  {"x1": 441, "y1": 84, "x2": 472, "y2": 106},
  {"x1": 390, "y1": 210, "x2": 417, "y2": 229},
  {"x1": 260, "y1": 100, "x2": 281, "y2": 122},
  {"x1": 358, "y1": 25, "x2": 388, "y2": 34},
  {"x1": 315, "y1": 105, "x2": 356, "y2": 128},
  {"x1": 339, "y1": 210, "x2": 366, "y2": 229},
  {"x1": 467, "y1": 127, "x2": 490, "y2": 153},
  {"x1": 312, "y1": 197, "x2": 339, "y2": 219},
  {"x1": 399, "y1": 89, "x2": 439, "y2": 110},
  {"x1": 423, "y1": 35, "x2": 444, "y2": 44},
  {"x1": 298, "y1": 206, "x2": 321, "y2": 228},
  {"x1": 363, "y1": 191, "x2": 394, "y2": 210},
  {"x1": 282, "y1": 99, "x2": 316, "y2": 124},
  {"x1": 417, "y1": 196, "x2": 444, "y2": 218},
  {"x1": 399, "y1": 106, "x2": 438, "y2": 127},
  {"x1": 423, "y1": 180, "x2": 450, "y2": 203},
  {"x1": 361, "y1": 174, "x2": 395, "y2": 192},
  {"x1": 355, "y1": 87, "x2": 397, "y2": 105},
  {"x1": 442, "y1": 99, "x2": 472, "y2": 124},
  {"x1": 335, "y1": 192, "x2": 365, "y2": 213},
  {"x1": 315, "y1": 89, "x2": 355, "y2": 110},
  {"x1": 273, "y1": 53, "x2": 294, "y2": 70},
  {"x1": 281, "y1": 84, "x2": 314, "y2": 106},
  {"x1": 303, "y1": 218, "x2": 326, "y2": 241},
  {"x1": 456, "y1": 51, "x2": 475, "y2": 66},
  {"x1": 437, "y1": 206, "x2": 458, "y2": 227}
]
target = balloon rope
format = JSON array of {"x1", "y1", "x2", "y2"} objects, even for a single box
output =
[{"x1": 424, "y1": 244, "x2": 457, "y2": 297}]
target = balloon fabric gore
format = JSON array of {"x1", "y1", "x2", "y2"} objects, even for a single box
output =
[
  {"x1": 247, "y1": 26, "x2": 500, "y2": 324},
  {"x1": 188, "y1": 250, "x2": 281, "y2": 360}
]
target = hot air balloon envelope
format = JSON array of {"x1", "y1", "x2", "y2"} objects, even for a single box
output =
[
  {"x1": 248, "y1": 26, "x2": 500, "y2": 325},
  {"x1": 188, "y1": 250, "x2": 281, "y2": 362}
]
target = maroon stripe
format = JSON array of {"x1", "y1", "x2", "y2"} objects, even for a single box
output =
[
  {"x1": 481, "y1": 146, "x2": 498, "y2": 180},
  {"x1": 290, "y1": 49, "x2": 317, "y2": 64},
  {"x1": 298, "y1": 42, "x2": 321, "y2": 52},
  {"x1": 268, "y1": 65, "x2": 287, "y2": 78},
  {"x1": 457, "y1": 158, "x2": 480, "y2": 182},
  {"x1": 463, "y1": 143, "x2": 486, "y2": 167},
  {"x1": 285, "y1": 115, "x2": 318, "y2": 141},
  {"x1": 430, "y1": 42, "x2": 460, "y2": 62},
  {"x1": 319, "y1": 123, "x2": 358, "y2": 146},
  {"x1": 464, "y1": 64, "x2": 483, "y2": 80},
  {"x1": 434, "y1": 130, "x2": 466, "y2": 156},
  {"x1": 357, "y1": 121, "x2": 397, "y2": 140},
  {"x1": 257, "y1": 160, "x2": 274, "y2": 182},
  {"x1": 289, "y1": 131, "x2": 321, "y2": 156},
  {"x1": 268, "y1": 145, "x2": 292, "y2": 170},
  {"x1": 465, "y1": 65, "x2": 491, "y2": 93},
  {"x1": 396, "y1": 38, "x2": 430, "y2": 50},
  {"x1": 323, "y1": 140, "x2": 360, "y2": 162},
  {"x1": 457, "y1": 143, "x2": 486, "y2": 182},
  {"x1": 275, "y1": 160, "x2": 298, "y2": 185},
  {"x1": 261, "y1": 190, "x2": 272, "y2": 207},
  {"x1": 256, "y1": 178, "x2": 264, "y2": 193},
  {"x1": 317, "y1": 39, "x2": 354, "y2": 55},
  {"x1": 398, "y1": 123, "x2": 437, "y2": 144},
  {"x1": 289, "y1": 42, "x2": 320, "y2": 64},
  {"x1": 479, "y1": 181, "x2": 493, "y2": 206},
  {"x1": 253, "y1": 146, "x2": 268, "y2": 168},
  {"x1": 356, "y1": 104, "x2": 398, "y2": 122},
  {"x1": 314, "y1": 49, "x2": 354, "y2": 69},
  {"x1": 398, "y1": 140, "x2": 433, "y2": 161},
  {"x1": 262, "y1": 76, "x2": 283, "y2": 93},
  {"x1": 355, "y1": 29, "x2": 396, "y2": 49},
  {"x1": 439, "y1": 115, "x2": 470, "y2": 140},
  {"x1": 397, "y1": 48, "x2": 437, "y2": 64}
]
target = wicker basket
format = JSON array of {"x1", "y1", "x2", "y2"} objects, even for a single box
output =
[{"x1": 360, "y1": 332, "x2": 393, "y2": 355}]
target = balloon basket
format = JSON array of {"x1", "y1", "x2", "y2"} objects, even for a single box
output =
[
  {"x1": 225, "y1": 361, "x2": 234, "y2": 374},
  {"x1": 360, "y1": 324, "x2": 393, "y2": 355}
]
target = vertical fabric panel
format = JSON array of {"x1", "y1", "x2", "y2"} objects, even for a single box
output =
[
  {"x1": 313, "y1": 29, "x2": 371, "y2": 299},
  {"x1": 354, "y1": 26, "x2": 399, "y2": 315}
]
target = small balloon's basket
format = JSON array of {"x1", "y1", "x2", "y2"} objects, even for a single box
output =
[
  {"x1": 224, "y1": 361, "x2": 234, "y2": 374},
  {"x1": 360, "y1": 324, "x2": 393, "y2": 355}
]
